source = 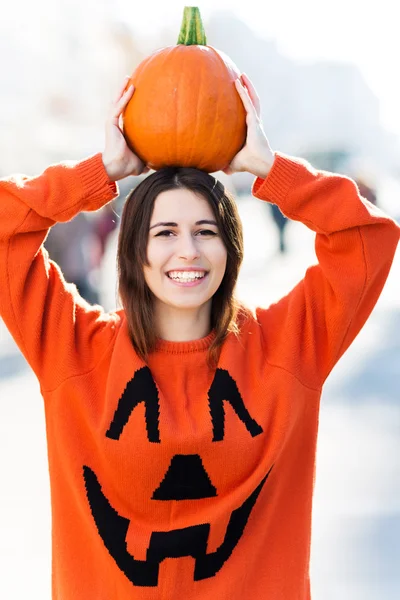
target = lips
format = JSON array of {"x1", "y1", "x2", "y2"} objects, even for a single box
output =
[
  {"x1": 166, "y1": 269, "x2": 209, "y2": 286},
  {"x1": 167, "y1": 268, "x2": 208, "y2": 277},
  {"x1": 83, "y1": 465, "x2": 273, "y2": 587}
]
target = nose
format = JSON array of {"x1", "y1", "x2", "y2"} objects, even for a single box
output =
[{"x1": 177, "y1": 233, "x2": 201, "y2": 261}]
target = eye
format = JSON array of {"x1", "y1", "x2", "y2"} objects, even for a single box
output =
[
  {"x1": 196, "y1": 229, "x2": 218, "y2": 236},
  {"x1": 155, "y1": 230, "x2": 175, "y2": 237}
]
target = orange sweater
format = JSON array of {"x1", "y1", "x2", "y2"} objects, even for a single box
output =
[{"x1": 0, "y1": 153, "x2": 398, "y2": 599}]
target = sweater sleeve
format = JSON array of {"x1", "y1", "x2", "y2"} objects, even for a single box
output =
[
  {"x1": 0, "y1": 153, "x2": 120, "y2": 391},
  {"x1": 252, "y1": 152, "x2": 400, "y2": 389}
]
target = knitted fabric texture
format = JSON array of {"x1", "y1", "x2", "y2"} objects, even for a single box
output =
[{"x1": 1, "y1": 153, "x2": 399, "y2": 599}]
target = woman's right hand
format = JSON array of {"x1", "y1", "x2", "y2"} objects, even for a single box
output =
[{"x1": 102, "y1": 77, "x2": 150, "y2": 181}]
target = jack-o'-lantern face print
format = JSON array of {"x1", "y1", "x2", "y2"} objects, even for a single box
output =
[{"x1": 83, "y1": 367, "x2": 272, "y2": 588}]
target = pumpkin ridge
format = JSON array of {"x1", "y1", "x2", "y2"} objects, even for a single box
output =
[
  {"x1": 203, "y1": 82, "x2": 220, "y2": 171},
  {"x1": 147, "y1": 47, "x2": 176, "y2": 167},
  {"x1": 174, "y1": 48, "x2": 184, "y2": 166},
  {"x1": 169, "y1": 47, "x2": 181, "y2": 167},
  {"x1": 201, "y1": 51, "x2": 228, "y2": 171},
  {"x1": 187, "y1": 52, "x2": 205, "y2": 167},
  {"x1": 208, "y1": 46, "x2": 245, "y2": 168}
]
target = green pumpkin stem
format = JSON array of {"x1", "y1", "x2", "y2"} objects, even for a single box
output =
[{"x1": 177, "y1": 6, "x2": 207, "y2": 45}]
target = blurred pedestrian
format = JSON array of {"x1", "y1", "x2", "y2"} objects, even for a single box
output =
[
  {"x1": 355, "y1": 177, "x2": 378, "y2": 206},
  {"x1": 45, "y1": 212, "x2": 101, "y2": 304},
  {"x1": 94, "y1": 202, "x2": 118, "y2": 257},
  {"x1": 269, "y1": 202, "x2": 289, "y2": 253}
]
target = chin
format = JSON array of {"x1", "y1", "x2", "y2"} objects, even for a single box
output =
[
  {"x1": 168, "y1": 299, "x2": 210, "y2": 311},
  {"x1": 162, "y1": 294, "x2": 213, "y2": 312}
]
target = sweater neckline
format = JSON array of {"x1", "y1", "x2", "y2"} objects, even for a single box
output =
[{"x1": 153, "y1": 330, "x2": 216, "y2": 354}]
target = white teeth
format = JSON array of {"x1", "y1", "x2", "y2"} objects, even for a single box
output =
[{"x1": 168, "y1": 271, "x2": 206, "y2": 281}]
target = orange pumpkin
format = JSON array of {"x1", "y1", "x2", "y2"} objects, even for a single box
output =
[{"x1": 122, "y1": 7, "x2": 247, "y2": 173}]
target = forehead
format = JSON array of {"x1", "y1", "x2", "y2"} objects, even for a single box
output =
[{"x1": 151, "y1": 189, "x2": 215, "y2": 222}]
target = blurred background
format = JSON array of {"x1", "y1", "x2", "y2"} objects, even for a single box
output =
[{"x1": 0, "y1": 1, "x2": 399, "y2": 598}]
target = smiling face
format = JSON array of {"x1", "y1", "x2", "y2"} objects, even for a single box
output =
[
  {"x1": 144, "y1": 188, "x2": 228, "y2": 316},
  {"x1": 117, "y1": 167, "x2": 244, "y2": 362}
]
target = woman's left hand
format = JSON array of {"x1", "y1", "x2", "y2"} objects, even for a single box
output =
[{"x1": 223, "y1": 74, "x2": 275, "y2": 178}]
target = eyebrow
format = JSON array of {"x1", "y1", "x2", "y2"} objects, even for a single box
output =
[{"x1": 149, "y1": 219, "x2": 218, "y2": 230}]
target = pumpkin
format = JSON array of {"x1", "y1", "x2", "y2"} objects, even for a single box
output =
[{"x1": 122, "y1": 6, "x2": 247, "y2": 173}]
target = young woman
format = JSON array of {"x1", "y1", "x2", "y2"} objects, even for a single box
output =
[{"x1": 0, "y1": 75, "x2": 399, "y2": 599}]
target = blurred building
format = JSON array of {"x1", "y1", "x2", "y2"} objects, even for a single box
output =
[
  {"x1": 1, "y1": 4, "x2": 399, "y2": 182},
  {"x1": 0, "y1": 0, "x2": 144, "y2": 174},
  {"x1": 205, "y1": 11, "x2": 397, "y2": 177}
]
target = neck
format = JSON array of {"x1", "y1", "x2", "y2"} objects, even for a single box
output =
[{"x1": 153, "y1": 301, "x2": 212, "y2": 342}]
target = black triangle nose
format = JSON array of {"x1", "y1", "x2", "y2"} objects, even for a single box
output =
[{"x1": 152, "y1": 454, "x2": 217, "y2": 500}]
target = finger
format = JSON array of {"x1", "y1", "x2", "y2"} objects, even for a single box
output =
[
  {"x1": 235, "y1": 79, "x2": 258, "y2": 120},
  {"x1": 239, "y1": 77, "x2": 258, "y2": 116},
  {"x1": 109, "y1": 84, "x2": 134, "y2": 121},
  {"x1": 222, "y1": 165, "x2": 234, "y2": 175},
  {"x1": 240, "y1": 73, "x2": 261, "y2": 117},
  {"x1": 114, "y1": 76, "x2": 132, "y2": 103}
]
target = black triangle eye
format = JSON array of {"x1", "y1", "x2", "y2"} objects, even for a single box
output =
[
  {"x1": 106, "y1": 367, "x2": 161, "y2": 443},
  {"x1": 106, "y1": 367, "x2": 263, "y2": 443},
  {"x1": 207, "y1": 369, "x2": 263, "y2": 441}
]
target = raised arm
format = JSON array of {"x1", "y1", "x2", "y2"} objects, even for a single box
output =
[
  {"x1": 0, "y1": 80, "x2": 149, "y2": 391},
  {"x1": 0, "y1": 154, "x2": 120, "y2": 390},
  {"x1": 252, "y1": 154, "x2": 399, "y2": 387},
  {"x1": 226, "y1": 74, "x2": 400, "y2": 389}
]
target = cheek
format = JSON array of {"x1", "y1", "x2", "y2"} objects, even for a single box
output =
[
  {"x1": 212, "y1": 242, "x2": 228, "y2": 274},
  {"x1": 143, "y1": 242, "x2": 173, "y2": 294},
  {"x1": 145, "y1": 240, "x2": 155, "y2": 268},
  {"x1": 143, "y1": 245, "x2": 159, "y2": 290},
  {"x1": 145, "y1": 242, "x2": 166, "y2": 273}
]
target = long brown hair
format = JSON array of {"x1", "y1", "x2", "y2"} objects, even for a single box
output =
[{"x1": 117, "y1": 167, "x2": 244, "y2": 367}]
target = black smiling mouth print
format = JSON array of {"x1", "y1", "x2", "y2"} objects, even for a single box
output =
[
  {"x1": 83, "y1": 367, "x2": 269, "y2": 588},
  {"x1": 83, "y1": 462, "x2": 272, "y2": 587}
]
